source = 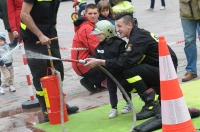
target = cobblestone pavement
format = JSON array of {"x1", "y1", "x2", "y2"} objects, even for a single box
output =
[{"x1": 0, "y1": 0, "x2": 200, "y2": 131}]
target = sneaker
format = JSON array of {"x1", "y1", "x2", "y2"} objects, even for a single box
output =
[
  {"x1": 160, "y1": 6, "x2": 165, "y2": 10},
  {"x1": 146, "y1": 8, "x2": 154, "y2": 12},
  {"x1": 0, "y1": 87, "x2": 5, "y2": 94},
  {"x1": 121, "y1": 104, "x2": 132, "y2": 114},
  {"x1": 9, "y1": 85, "x2": 16, "y2": 92},
  {"x1": 109, "y1": 109, "x2": 118, "y2": 118}
]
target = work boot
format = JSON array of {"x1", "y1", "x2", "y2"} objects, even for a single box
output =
[
  {"x1": 66, "y1": 104, "x2": 79, "y2": 114},
  {"x1": 182, "y1": 72, "x2": 197, "y2": 82},
  {"x1": 136, "y1": 88, "x2": 161, "y2": 120},
  {"x1": 135, "y1": 113, "x2": 162, "y2": 132},
  {"x1": 80, "y1": 78, "x2": 98, "y2": 94},
  {"x1": 37, "y1": 97, "x2": 49, "y2": 122}
]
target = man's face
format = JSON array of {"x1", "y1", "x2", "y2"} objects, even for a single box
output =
[
  {"x1": 116, "y1": 18, "x2": 131, "y2": 38},
  {"x1": 85, "y1": 8, "x2": 99, "y2": 23}
]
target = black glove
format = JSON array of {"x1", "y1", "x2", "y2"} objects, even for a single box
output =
[{"x1": 0, "y1": 59, "x2": 4, "y2": 66}]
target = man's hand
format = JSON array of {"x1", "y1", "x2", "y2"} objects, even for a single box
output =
[
  {"x1": 38, "y1": 35, "x2": 51, "y2": 45},
  {"x1": 84, "y1": 58, "x2": 103, "y2": 68}
]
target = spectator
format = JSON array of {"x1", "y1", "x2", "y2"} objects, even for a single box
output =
[
  {"x1": 7, "y1": 0, "x2": 23, "y2": 39},
  {"x1": 180, "y1": 0, "x2": 200, "y2": 82},
  {"x1": 20, "y1": 0, "x2": 79, "y2": 122},
  {"x1": 72, "y1": 0, "x2": 87, "y2": 18},
  {"x1": 91, "y1": 20, "x2": 132, "y2": 118},
  {"x1": 0, "y1": 32, "x2": 18, "y2": 94},
  {"x1": 71, "y1": 3, "x2": 106, "y2": 94},
  {"x1": 97, "y1": 0, "x2": 115, "y2": 25},
  {"x1": 146, "y1": 0, "x2": 165, "y2": 11}
]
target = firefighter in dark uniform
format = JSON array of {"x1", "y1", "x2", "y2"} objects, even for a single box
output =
[
  {"x1": 85, "y1": 12, "x2": 178, "y2": 121},
  {"x1": 20, "y1": 0, "x2": 79, "y2": 122}
]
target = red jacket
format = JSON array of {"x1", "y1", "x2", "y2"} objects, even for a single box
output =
[
  {"x1": 71, "y1": 19, "x2": 99, "y2": 76},
  {"x1": 7, "y1": 0, "x2": 22, "y2": 34}
]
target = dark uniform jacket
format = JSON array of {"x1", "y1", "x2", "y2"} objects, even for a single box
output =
[
  {"x1": 92, "y1": 36, "x2": 126, "y2": 74},
  {"x1": 105, "y1": 27, "x2": 178, "y2": 70},
  {"x1": 20, "y1": 0, "x2": 60, "y2": 42}
]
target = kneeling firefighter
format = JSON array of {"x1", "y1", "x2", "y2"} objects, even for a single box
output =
[{"x1": 83, "y1": 12, "x2": 178, "y2": 131}]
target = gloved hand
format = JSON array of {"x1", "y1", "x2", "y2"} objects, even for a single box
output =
[{"x1": 0, "y1": 59, "x2": 4, "y2": 66}]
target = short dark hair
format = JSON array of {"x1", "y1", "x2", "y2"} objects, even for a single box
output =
[
  {"x1": 85, "y1": 3, "x2": 97, "y2": 13},
  {"x1": 115, "y1": 12, "x2": 135, "y2": 26}
]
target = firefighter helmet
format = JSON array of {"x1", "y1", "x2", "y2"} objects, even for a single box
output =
[{"x1": 92, "y1": 20, "x2": 116, "y2": 39}]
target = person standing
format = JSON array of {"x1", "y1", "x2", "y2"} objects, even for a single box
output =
[
  {"x1": 146, "y1": 0, "x2": 166, "y2": 11},
  {"x1": 180, "y1": 0, "x2": 200, "y2": 82},
  {"x1": 0, "y1": 32, "x2": 18, "y2": 94},
  {"x1": 71, "y1": 4, "x2": 106, "y2": 94},
  {"x1": 20, "y1": 0, "x2": 79, "y2": 122},
  {"x1": 91, "y1": 20, "x2": 132, "y2": 118},
  {"x1": 0, "y1": 0, "x2": 14, "y2": 42}
]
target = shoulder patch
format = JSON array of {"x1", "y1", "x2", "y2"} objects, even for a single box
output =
[{"x1": 126, "y1": 44, "x2": 132, "y2": 52}]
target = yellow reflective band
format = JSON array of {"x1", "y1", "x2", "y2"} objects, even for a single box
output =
[
  {"x1": 127, "y1": 75, "x2": 142, "y2": 83},
  {"x1": 148, "y1": 106, "x2": 153, "y2": 110},
  {"x1": 130, "y1": 88, "x2": 137, "y2": 93},
  {"x1": 43, "y1": 88, "x2": 50, "y2": 108},
  {"x1": 36, "y1": 90, "x2": 44, "y2": 96},
  {"x1": 154, "y1": 95, "x2": 159, "y2": 101},
  {"x1": 20, "y1": 22, "x2": 26, "y2": 30},
  {"x1": 137, "y1": 55, "x2": 146, "y2": 64},
  {"x1": 37, "y1": 0, "x2": 52, "y2": 1}
]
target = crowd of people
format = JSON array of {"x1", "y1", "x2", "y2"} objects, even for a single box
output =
[{"x1": 0, "y1": 0, "x2": 200, "y2": 131}]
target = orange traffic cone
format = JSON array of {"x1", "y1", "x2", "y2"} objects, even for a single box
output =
[{"x1": 158, "y1": 36, "x2": 196, "y2": 132}]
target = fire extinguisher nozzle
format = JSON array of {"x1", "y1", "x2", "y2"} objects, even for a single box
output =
[{"x1": 60, "y1": 58, "x2": 66, "y2": 62}]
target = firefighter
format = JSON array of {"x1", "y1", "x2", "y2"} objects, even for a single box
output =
[
  {"x1": 84, "y1": 12, "x2": 178, "y2": 121},
  {"x1": 20, "y1": 0, "x2": 79, "y2": 122}
]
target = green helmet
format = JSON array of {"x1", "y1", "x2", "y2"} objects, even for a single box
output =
[{"x1": 92, "y1": 20, "x2": 116, "y2": 39}]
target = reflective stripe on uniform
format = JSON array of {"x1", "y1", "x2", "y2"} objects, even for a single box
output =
[
  {"x1": 36, "y1": 90, "x2": 44, "y2": 96},
  {"x1": 127, "y1": 75, "x2": 142, "y2": 83},
  {"x1": 130, "y1": 88, "x2": 137, "y2": 93},
  {"x1": 20, "y1": 22, "x2": 26, "y2": 30},
  {"x1": 137, "y1": 55, "x2": 146, "y2": 64}
]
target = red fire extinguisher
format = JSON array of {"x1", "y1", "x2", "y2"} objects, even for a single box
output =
[{"x1": 40, "y1": 71, "x2": 68, "y2": 124}]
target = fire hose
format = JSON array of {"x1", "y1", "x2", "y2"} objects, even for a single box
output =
[
  {"x1": 46, "y1": 44, "x2": 66, "y2": 132},
  {"x1": 61, "y1": 59, "x2": 137, "y2": 132}
]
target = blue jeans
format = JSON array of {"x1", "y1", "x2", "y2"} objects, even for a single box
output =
[
  {"x1": 78, "y1": 3, "x2": 87, "y2": 18},
  {"x1": 181, "y1": 19, "x2": 200, "y2": 74},
  {"x1": 150, "y1": 0, "x2": 165, "y2": 8}
]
